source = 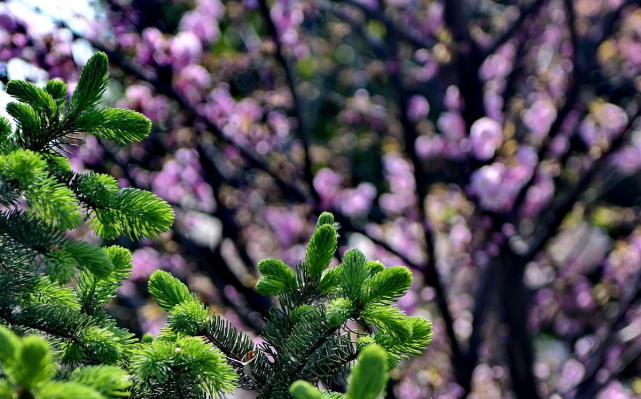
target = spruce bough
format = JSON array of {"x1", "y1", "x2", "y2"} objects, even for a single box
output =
[{"x1": 0, "y1": 53, "x2": 431, "y2": 398}]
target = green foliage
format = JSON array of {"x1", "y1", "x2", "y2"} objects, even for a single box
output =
[
  {"x1": 68, "y1": 52, "x2": 109, "y2": 118},
  {"x1": 60, "y1": 241, "x2": 114, "y2": 279},
  {"x1": 256, "y1": 258, "x2": 297, "y2": 295},
  {"x1": 0, "y1": 51, "x2": 173, "y2": 238},
  {"x1": 305, "y1": 224, "x2": 338, "y2": 278},
  {"x1": 315, "y1": 211, "x2": 335, "y2": 228},
  {"x1": 289, "y1": 381, "x2": 323, "y2": 399},
  {"x1": 0, "y1": 53, "x2": 196, "y2": 399},
  {"x1": 366, "y1": 260, "x2": 385, "y2": 276},
  {"x1": 0, "y1": 51, "x2": 431, "y2": 399},
  {"x1": 346, "y1": 344, "x2": 388, "y2": 399},
  {"x1": 372, "y1": 316, "x2": 433, "y2": 368},
  {"x1": 76, "y1": 246, "x2": 133, "y2": 315},
  {"x1": 362, "y1": 266, "x2": 412, "y2": 304},
  {"x1": 147, "y1": 212, "x2": 431, "y2": 398},
  {"x1": 6, "y1": 80, "x2": 56, "y2": 114},
  {"x1": 340, "y1": 248, "x2": 369, "y2": 301},
  {"x1": 0, "y1": 328, "x2": 19, "y2": 363},
  {"x1": 362, "y1": 304, "x2": 411, "y2": 341},
  {"x1": 147, "y1": 270, "x2": 193, "y2": 312},
  {"x1": 318, "y1": 266, "x2": 342, "y2": 294},
  {"x1": 37, "y1": 382, "x2": 105, "y2": 399},
  {"x1": 327, "y1": 298, "x2": 354, "y2": 328},
  {"x1": 289, "y1": 344, "x2": 388, "y2": 399},
  {"x1": 13, "y1": 336, "x2": 55, "y2": 390},
  {"x1": 0, "y1": 327, "x2": 129, "y2": 398},
  {"x1": 44, "y1": 79, "x2": 67, "y2": 100},
  {"x1": 130, "y1": 336, "x2": 237, "y2": 397},
  {"x1": 0, "y1": 148, "x2": 47, "y2": 186},
  {"x1": 84, "y1": 108, "x2": 152, "y2": 144},
  {"x1": 169, "y1": 300, "x2": 209, "y2": 335}
]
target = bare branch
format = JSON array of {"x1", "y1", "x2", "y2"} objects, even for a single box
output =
[
  {"x1": 482, "y1": 0, "x2": 547, "y2": 60},
  {"x1": 257, "y1": 0, "x2": 320, "y2": 204}
]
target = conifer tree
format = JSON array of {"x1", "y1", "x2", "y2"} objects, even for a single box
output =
[
  {"x1": 0, "y1": 52, "x2": 431, "y2": 398},
  {"x1": 148, "y1": 211, "x2": 432, "y2": 398}
]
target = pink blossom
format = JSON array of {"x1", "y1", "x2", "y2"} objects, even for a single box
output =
[
  {"x1": 264, "y1": 206, "x2": 305, "y2": 246},
  {"x1": 522, "y1": 175, "x2": 554, "y2": 217},
  {"x1": 339, "y1": 182, "x2": 377, "y2": 216},
  {"x1": 437, "y1": 111, "x2": 466, "y2": 140},
  {"x1": 470, "y1": 151, "x2": 535, "y2": 212},
  {"x1": 179, "y1": 0, "x2": 224, "y2": 43},
  {"x1": 120, "y1": 84, "x2": 168, "y2": 122},
  {"x1": 471, "y1": 163, "x2": 512, "y2": 211},
  {"x1": 415, "y1": 135, "x2": 444, "y2": 159},
  {"x1": 612, "y1": 141, "x2": 641, "y2": 174},
  {"x1": 203, "y1": 85, "x2": 236, "y2": 125},
  {"x1": 580, "y1": 103, "x2": 628, "y2": 146},
  {"x1": 180, "y1": 12, "x2": 220, "y2": 43},
  {"x1": 228, "y1": 98, "x2": 262, "y2": 136},
  {"x1": 132, "y1": 247, "x2": 161, "y2": 280},
  {"x1": 450, "y1": 223, "x2": 472, "y2": 251},
  {"x1": 197, "y1": 0, "x2": 224, "y2": 19},
  {"x1": 314, "y1": 168, "x2": 342, "y2": 208},
  {"x1": 380, "y1": 153, "x2": 416, "y2": 214},
  {"x1": 444, "y1": 85, "x2": 462, "y2": 111},
  {"x1": 174, "y1": 64, "x2": 212, "y2": 104},
  {"x1": 170, "y1": 31, "x2": 203, "y2": 69},
  {"x1": 523, "y1": 99, "x2": 557, "y2": 141},
  {"x1": 407, "y1": 95, "x2": 430, "y2": 122},
  {"x1": 596, "y1": 103, "x2": 628, "y2": 135},
  {"x1": 596, "y1": 381, "x2": 633, "y2": 399},
  {"x1": 470, "y1": 117, "x2": 503, "y2": 160}
]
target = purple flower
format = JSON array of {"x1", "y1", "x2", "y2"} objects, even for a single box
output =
[
  {"x1": 170, "y1": 31, "x2": 203, "y2": 70},
  {"x1": 203, "y1": 85, "x2": 236, "y2": 125},
  {"x1": 437, "y1": 111, "x2": 466, "y2": 141},
  {"x1": 132, "y1": 247, "x2": 161, "y2": 280},
  {"x1": 596, "y1": 381, "x2": 632, "y2": 399},
  {"x1": 580, "y1": 103, "x2": 628, "y2": 147},
  {"x1": 445, "y1": 85, "x2": 462, "y2": 111},
  {"x1": 470, "y1": 150, "x2": 536, "y2": 212},
  {"x1": 523, "y1": 99, "x2": 557, "y2": 141},
  {"x1": 596, "y1": 102, "x2": 628, "y2": 135},
  {"x1": 612, "y1": 140, "x2": 641, "y2": 174},
  {"x1": 228, "y1": 98, "x2": 262, "y2": 136},
  {"x1": 522, "y1": 175, "x2": 554, "y2": 217},
  {"x1": 264, "y1": 207, "x2": 305, "y2": 247},
  {"x1": 313, "y1": 168, "x2": 342, "y2": 208},
  {"x1": 407, "y1": 95, "x2": 430, "y2": 122},
  {"x1": 339, "y1": 182, "x2": 377, "y2": 216},
  {"x1": 415, "y1": 135, "x2": 444, "y2": 159},
  {"x1": 180, "y1": 12, "x2": 220, "y2": 43},
  {"x1": 174, "y1": 64, "x2": 211, "y2": 104},
  {"x1": 179, "y1": 0, "x2": 224, "y2": 43},
  {"x1": 470, "y1": 117, "x2": 503, "y2": 160},
  {"x1": 449, "y1": 223, "x2": 472, "y2": 251},
  {"x1": 0, "y1": 11, "x2": 16, "y2": 31},
  {"x1": 380, "y1": 153, "x2": 416, "y2": 214},
  {"x1": 119, "y1": 84, "x2": 168, "y2": 122}
]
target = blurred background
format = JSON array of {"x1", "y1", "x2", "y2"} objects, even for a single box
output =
[{"x1": 1, "y1": 0, "x2": 641, "y2": 397}]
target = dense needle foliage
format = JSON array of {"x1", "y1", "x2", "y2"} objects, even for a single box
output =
[{"x1": 0, "y1": 52, "x2": 430, "y2": 398}]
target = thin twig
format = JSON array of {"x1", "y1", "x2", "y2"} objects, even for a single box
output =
[
  {"x1": 257, "y1": 0, "x2": 320, "y2": 204},
  {"x1": 482, "y1": 0, "x2": 547, "y2": 60},
  {"x1": 379, "y1": 0, "x2": 466, "y2": 388},
  {"x1": 334, "y1": 0, "x2": 437, "y2": 50}
]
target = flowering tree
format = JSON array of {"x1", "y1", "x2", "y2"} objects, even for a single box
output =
[{"x1": 2, "y1": 0, "x2": 641, "y2": 397}]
